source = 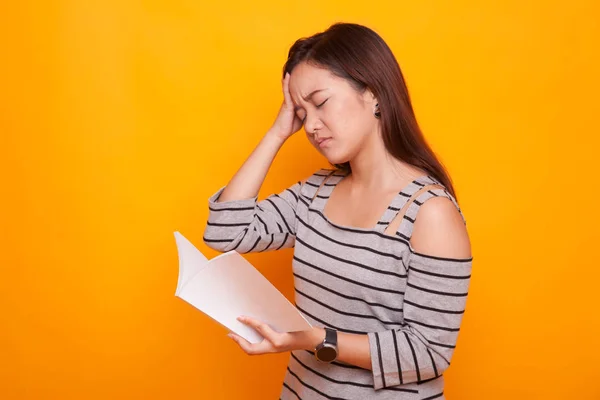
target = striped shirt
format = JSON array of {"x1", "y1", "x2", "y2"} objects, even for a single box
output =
[{"x1": 203, "y1": 168, "x2": 473, "y2": 400}]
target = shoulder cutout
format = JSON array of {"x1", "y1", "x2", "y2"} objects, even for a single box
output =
[{"x1": 410, "y1": 196, "x2": 472, "y2": 260}]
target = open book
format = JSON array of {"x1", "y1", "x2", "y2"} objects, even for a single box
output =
[{"x1": 174, "y1": 231, "x2": 312, "y2": 343}]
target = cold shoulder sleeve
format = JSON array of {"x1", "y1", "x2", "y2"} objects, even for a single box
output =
[{"x1": 365, "y1": 184, "x2": 472, "y2": 390}]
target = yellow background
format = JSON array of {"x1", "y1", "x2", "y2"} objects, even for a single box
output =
[{"x1": 2, "y1": 1, "x2": 599, "y2": 399}]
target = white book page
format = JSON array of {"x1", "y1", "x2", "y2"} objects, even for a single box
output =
[
  {"x1": 174, "y1": 231, "x2": 208, "y2": 295},
  {"x1": 174, "y1": 231, "x2": 312, "y2": 343}
]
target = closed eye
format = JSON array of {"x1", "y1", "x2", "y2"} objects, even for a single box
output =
[
  {"x1": 316, "y1": 98, "x2": 329, "y2": 108},
  {"x1": 298, "y1": 99, "x2": 328, "y2": 124}
]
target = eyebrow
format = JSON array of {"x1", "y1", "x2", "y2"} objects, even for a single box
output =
[{"x1": 293, "y1": 89, "x2": 327, "y2": 112}]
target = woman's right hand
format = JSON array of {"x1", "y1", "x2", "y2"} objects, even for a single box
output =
[
  {"x1": 268, "y1": 72, "x2": 304, "y2": 141},
  {"x1": 218, "y1": 73, "x2": 301, "y2": 203}
]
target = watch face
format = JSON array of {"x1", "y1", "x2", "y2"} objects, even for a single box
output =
[{"x1": 317, "y1": 346, "x2": 337, "y2": 362}]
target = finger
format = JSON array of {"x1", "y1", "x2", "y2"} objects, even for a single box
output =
[
  {"x1": 282, "y1": 73, "x2": 294, "y2": 107},
  {"x1": 239, "y1": 315, "x2": 274, "y2": 335},
  {"x1": 228, "y1": 332, "x2": 253, "y2": 353},
  {"x1": 238, "y1": 316, "x2": 285, "y2": 349},
  {"x1": 228, "y1": 333, "x2": 270, "y2": 355}
]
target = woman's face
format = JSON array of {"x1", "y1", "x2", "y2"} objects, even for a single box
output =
[{"x1": 288, "y1": 62, "x2": 379, "y2": 165}]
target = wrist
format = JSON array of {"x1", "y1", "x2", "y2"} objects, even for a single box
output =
[
  {"x1": 265, "y1": 129, "x2": 290, "y2": 145},
  {"x1": 299, "y1": 327, "x2": 325, "y2": 351}
]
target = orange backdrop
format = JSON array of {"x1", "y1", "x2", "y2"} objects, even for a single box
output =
[{"x1": 1, "y1": 1, "x2": 599, "y2": 399}]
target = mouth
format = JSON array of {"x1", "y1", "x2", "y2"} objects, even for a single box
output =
[{"x1": 315, "y1": 137, "x2": 332, "y2": 148}]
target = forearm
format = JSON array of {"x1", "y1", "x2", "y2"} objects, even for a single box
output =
[
  {"x1": 336, "y1": 331, "x2": 372, "y2": 370},
  {"x1": 218, "y1": 131, "x2": 286, "y2": 202}
]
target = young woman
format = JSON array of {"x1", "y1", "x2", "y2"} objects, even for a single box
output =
[{"x1": 203, "y1": 22, "x2": 472, "y2": 400}]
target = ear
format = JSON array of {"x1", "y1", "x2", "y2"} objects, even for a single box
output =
[{"x1": 362, "y1": 88, "x2": 378, "y2": 106}]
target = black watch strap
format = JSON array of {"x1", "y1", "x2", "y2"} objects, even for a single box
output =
[{"x1": 325, "y1": 327, "x2": 337, "y2": 346}]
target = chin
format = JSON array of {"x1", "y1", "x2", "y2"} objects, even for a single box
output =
[
  {"x1": 312, "y1": 141, "x2": 351, "y2": 165},
  {"x1": 322, "y1": 150, "x2": 350, "y2": 166}
]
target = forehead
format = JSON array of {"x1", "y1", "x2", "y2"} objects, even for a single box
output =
[{"x1": 289, "y1": 62, "x2": 340, "y2": 100}]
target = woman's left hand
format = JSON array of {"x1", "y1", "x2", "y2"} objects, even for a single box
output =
[{"x1": 228, "y1": 316, "x2": 323, "y2": 355}]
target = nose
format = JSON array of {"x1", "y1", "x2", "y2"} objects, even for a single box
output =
[{"x1": 303, "y1": 113, "x2": 323, "y2": 136}]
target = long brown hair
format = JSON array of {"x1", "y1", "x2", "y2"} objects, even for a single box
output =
[{"x1": 283, "y1": 22, "x2": 458, "y2": 199}]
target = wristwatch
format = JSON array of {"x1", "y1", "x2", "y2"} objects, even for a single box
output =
[{"x1": 315, "y1": 327, "x2": 338, "y2": 363}]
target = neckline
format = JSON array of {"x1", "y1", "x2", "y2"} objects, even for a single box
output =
[{"x1": 317, "y1": 173, "x2": 434, "y2": 233}]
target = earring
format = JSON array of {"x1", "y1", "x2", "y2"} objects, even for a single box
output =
[{"x1": 374, "y1": 103, "x2": 381, "y2": 119}]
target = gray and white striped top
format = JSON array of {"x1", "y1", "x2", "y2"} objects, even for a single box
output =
[{"x1": 203, "y1": 168, "x2": 473, "y2": 400}]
